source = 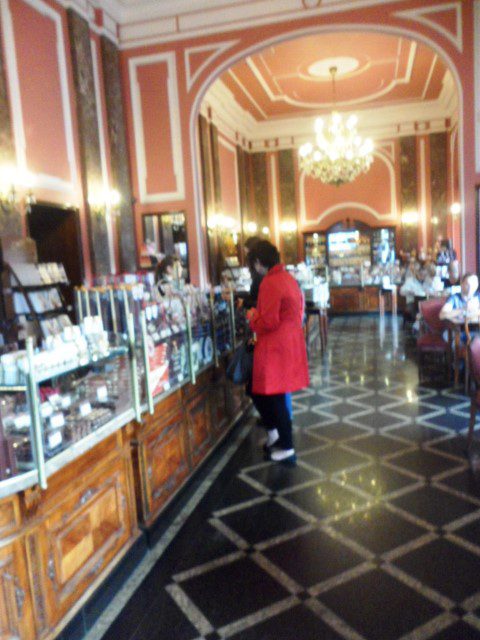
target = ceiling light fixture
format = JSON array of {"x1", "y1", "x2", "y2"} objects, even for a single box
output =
[{"x1": 298, "y1": 66, "x2": 374, "y2": 187}]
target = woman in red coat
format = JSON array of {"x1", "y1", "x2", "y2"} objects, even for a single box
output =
[{"x1": 247, "y1": 241, "x2": 309, "y2": 465}]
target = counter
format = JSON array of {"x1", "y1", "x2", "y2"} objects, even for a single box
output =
[
  {"x1": 0, "y1": 358, "x2": 249, "y2": 640},
  {"x1": 0, "y1": 289, "x2": 249, "y2": 639},
  {"x1": 329, "y1": 285, "x2": 398, "y2": 314}
]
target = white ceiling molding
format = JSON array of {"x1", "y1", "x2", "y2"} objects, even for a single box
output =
[
  {"x1": 243, "y1": 41, "x2": 419, "y2": 111},
  {"x1": 115, "y1": 0, "x2": 406, "y2": 48},
  {"x1": 55, "y1": 0, "x2": 118, "y2": 42},
  {"x1": 203, "y1": 80, "x2": 258, "y2": 141},
  {"x1": 395, "y1": 2, "x2": 463, "y2": 53},
  {"x1": 184, "y1": 40, "x2": 239, "y2": 93},
  {"x1": 204, "y1": 77, "x2": 456, "y2": 150}
]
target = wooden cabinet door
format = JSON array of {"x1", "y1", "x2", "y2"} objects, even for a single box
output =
[
  {"x1": 210, "y1": 373, "x2": 228, "y2": 433},
  {"x1": 39, "y1": 456, "x2": 134, "y2": 624},
  {"x1": 0, "y1": 539, "x2": 35, "y2": 640},
  {"x1": 186, "y1": 389, "x2": 212, "y2": 468},
  {"x1": 330, "y1": 288, "x2": 360, "y2": 313},
  {"x1": 225, "y1": 380, "x2": 244, "y2": 419},
  {"x1": 142, "y1": 410, "x2": 189, "y2": 520}
]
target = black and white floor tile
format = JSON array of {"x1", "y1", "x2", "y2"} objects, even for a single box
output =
[{"x1": 96, "y1": 316, "x2": 480, "y2": 640}]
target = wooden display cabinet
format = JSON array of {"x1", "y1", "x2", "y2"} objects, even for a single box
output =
[
  {"x1": 0, "y1": 429, "x2": 139, "y2": 640},
  {"x1": 329, "y1": 286, "x2": 383, "y2": 314},
  {"x1": 0, "y1": 537, "x2": 35, "y2": 639},
  {"x1": 132, "y1": 391, "x2": 189, "y2": 526},
  {"x1": 183, "y1": 370, "x2": 213, "y2": 468}
]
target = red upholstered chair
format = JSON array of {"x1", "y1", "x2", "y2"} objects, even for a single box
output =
[
  {"x1": 417, "y1": 297, "x2": 450, "y2": 385},
  {"x1": 467, "y1": 336, "x2": 480, "y2": 447}
]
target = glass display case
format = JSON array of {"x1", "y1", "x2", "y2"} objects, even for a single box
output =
[
  {"x1": 0, "y1": 322, "x2": 138, "y2": 494},
  {"x1": 304, "y1": 233, "x2": 327, "y2": 267},
  {"x1": 210, "y1": 287, "x2": 234, "y2": 357},
  {"x1": 74, "y1": 280, "x2": 236, "y2": 416},
  {"x1": 327, "y1": 230, "x2": 371, "y2": 268},
  {"x1": 139, "y1": 296, "x2": 190, "y2": 410}
]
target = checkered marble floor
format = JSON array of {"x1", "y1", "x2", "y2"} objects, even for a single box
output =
[{"x1": 101, "y1": 315, "x2": 480, "y2": 640}]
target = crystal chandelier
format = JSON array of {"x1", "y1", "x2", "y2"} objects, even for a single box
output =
[{"x1": 299, "y1": 66, "x2": 374, "y2": 187}]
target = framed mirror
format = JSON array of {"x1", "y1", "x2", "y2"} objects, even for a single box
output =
[{"x1": 142, "y1": 211, "x2": 189, "y2": 281}]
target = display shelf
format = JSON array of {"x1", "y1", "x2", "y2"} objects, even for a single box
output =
[{"x1": 0, "y1": 344, "x2": 129, "y2": 388}]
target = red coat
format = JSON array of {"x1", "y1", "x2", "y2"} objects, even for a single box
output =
[{"x1": 249, "y1": 264, "x2": 309, "y2": 395}]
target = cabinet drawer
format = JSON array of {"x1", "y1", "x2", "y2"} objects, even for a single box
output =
[
  {"x1": 141, "y1": 411, "x2": 189, "y2": 520},
  {"x1": 186, "y1": 390, "x2": 212, "y2": 468},
  {"x1": 0, "y1": 496, "x2": 21, "y2": 539},
  {"x1": 40, "y1": 456, "x2": 134, "y2": 623},
  {"x1": 0, "y1": 539, "x2": 35, "y2": 640}
]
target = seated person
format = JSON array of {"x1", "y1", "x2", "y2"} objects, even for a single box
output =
[
  {"x1": 423, "y1": 263, "x2": 444, "y2": 295},
  {"x1": 443, "y1": 260, "x2": 460, "y2": 289},
  {"x1": 439, "y1": 273, "x2": 480, "y2": 342},
  {"x1": 400, "y1": 262, "x2": 426, "y2": 303}
]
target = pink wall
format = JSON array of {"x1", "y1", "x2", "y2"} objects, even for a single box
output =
[
  {"x1": 119, "y1": 0, "x2": 476, "y2": 282},
  {"x1": 137, "y1": 61, "x2": 177, "y2": 196},
  {"x1": 0, "y1": 0, "x2": 475, "y2": 283},
  {"x1": 300, "y1": 147, "x2": 397, "y2": 231}
]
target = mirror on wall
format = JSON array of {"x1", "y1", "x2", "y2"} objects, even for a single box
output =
[{"x1": 142, "y1": 212, "x2": 189, "y2": 281}]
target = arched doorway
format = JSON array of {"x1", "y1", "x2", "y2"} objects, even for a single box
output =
[{"x1": 187, "y1": 19, "x2": 468, "y2": 286}]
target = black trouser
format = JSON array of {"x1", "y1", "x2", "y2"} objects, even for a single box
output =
[{"x1": 249, "y1": 392, "x2": 293, "y2": 450}]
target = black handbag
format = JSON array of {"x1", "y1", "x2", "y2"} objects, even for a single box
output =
[{"x1": 226, "y1": 340, "x2": 254, "y2": 384}]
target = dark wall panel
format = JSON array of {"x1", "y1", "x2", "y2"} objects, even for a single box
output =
[
  {"x1": 101, "y1": 36, "x2": 136, "y2": 272},
  {"x1": 278, "y1": 149, "x2": 298, "y2": 264},
  {"x1": 251, "y1": 153, "x2": 269, "y2": 230},
  {"x1": 430, "y1": 132, "x2": 448, "y2": 243},
  {"x1": 68, "y1": 9, "x2": 110, "y2": 275},
  {"x1": 198, "y1": 115, "x2": 218, "y2": 282},
  {"x1": 399, "y1": 136, "x2": 418, "y2": 251}
]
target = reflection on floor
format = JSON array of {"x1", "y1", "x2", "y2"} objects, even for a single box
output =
[{"x1": 99, "y1": 315, "x2": 480, "y2": 640}]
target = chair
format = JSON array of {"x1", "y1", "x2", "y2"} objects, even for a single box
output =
[
  {"x1": 467, "y1": 336, "x2": 480, "y2": 447},
  {"x1": 417, "y1": 297, "x2": 450, "y2": 385},
  {"x1": 305, "y1": 301, "x2": 328, "y2": 355}
]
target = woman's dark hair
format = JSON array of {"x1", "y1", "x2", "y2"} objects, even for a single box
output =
[
  {"x1": 250, "y1": 240, "x2": 280, "y2": 270},
  {"x1": 156, "y1": 255, "x2": 176, "y2": 280},
  {"x1": 244, "y1": 236, "x2": 261, "y2": 252}
]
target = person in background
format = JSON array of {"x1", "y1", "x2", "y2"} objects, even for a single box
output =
[
  {"x1": 422, "y1": 262, "x2": 441, "y2": 296},
  {"x1": 440, "y1": 273, "x2": 480, "y2": 323},
  {"x1": 400, "y1": 260, "x2": 426, "y2": 304},
  {"x1": 155, "y1": 255, "x2": 182, "y2": 295},
  {"x1": 443, "y1": 260, "x2": 461, "y2": 289},
  {"x1": 436, "y1": 239, "x2": 457, "y2": 266},
  {"x1": 246, "y1": 240, "x2": 309, "y2": 466}
]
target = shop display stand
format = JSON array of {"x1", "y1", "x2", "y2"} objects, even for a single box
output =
[{"x1": 1, "y1": 261, "x2": 72, "y2": 343}]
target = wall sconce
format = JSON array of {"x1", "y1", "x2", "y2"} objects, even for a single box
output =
[
  {"x1": 88, "y1": 188, "x2": 121, "y2": 217},
  {"x1": 450, "y1": 202, "x2": 461, "y2": 217},
  {"x1": 431, "y1": 216, "x2": 439, "y2": 225},
  {"x1": 261, "y1": 226, "x2": 270, "y2": 236},
  {"x1": 207, "y1": 212, "x2": 237, "y2": 232},
  {"x1": 245, "y1": 221, "x2": 258, "y2": 234},
  {"x1": 0, "y1": 165, "x2": 36, "y2": 210},
  {"x1": 401, "y1": 210, "x2": 419, "y2": 225},
  {"x1": 280, "y1": 220, "x2": 298, "y2": 233}
]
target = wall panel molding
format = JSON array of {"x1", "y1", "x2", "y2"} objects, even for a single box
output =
[
  {"x1": 2, "y1": 0, "x2": 77, "y2": 192},
  {"x1": 128, "y1": 52, "x2": 185, "y2": 204}
]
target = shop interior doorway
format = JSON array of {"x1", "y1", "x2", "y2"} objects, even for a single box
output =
[{"x1": 27, "y1": 203, "x2": 84, "y2": 300}]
